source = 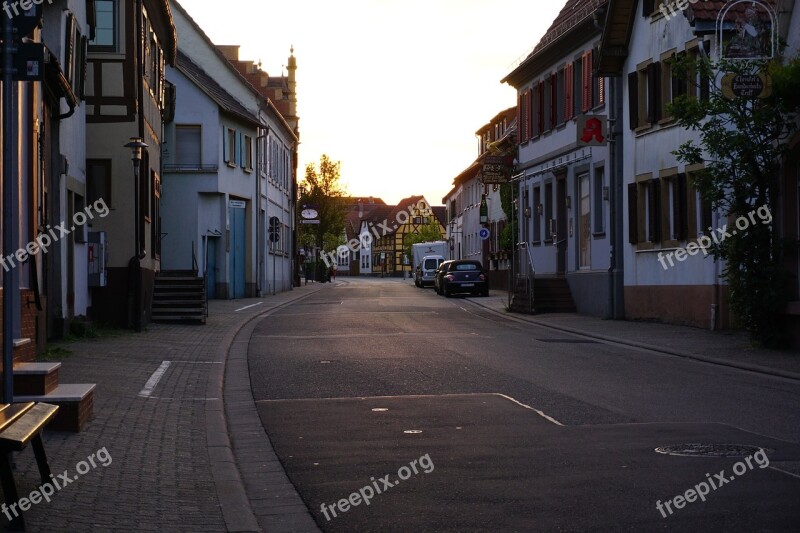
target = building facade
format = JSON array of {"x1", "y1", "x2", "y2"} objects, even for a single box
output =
[
  {"x1": 503, "y1": 0, "x2": 614, "y2": 317},
  {"x1": 84, "y1": 0, "x2": 177, "y2": 326}
]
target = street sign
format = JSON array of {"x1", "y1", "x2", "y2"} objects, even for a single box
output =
[
  {"x1": 482, "y1": 155, "x2": 511, "y2": 185},
  {"x1": 721, "y1": 72, "x2": 772, "y2": 99},
  {"x1": 479, "y1": 228, "x2": 491, "y2": 241},
  {"x1": 299, "y1": 220, "x2": 321, "y2": 225}
]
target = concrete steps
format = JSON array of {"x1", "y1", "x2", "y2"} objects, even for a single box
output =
[
  {"x1": 152, "y1": 271, "x2": 207, "y2": 324},
  {"x1": 510, "y1": 276, "x2": 577, "y2": 314},
  {"x1": 11, "y1": 362, "x2": 95, "y2": 432}
]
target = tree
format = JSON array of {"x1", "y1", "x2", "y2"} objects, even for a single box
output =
[
  {"x1": 404, "y1": 221, "x2": 444, "y2": 262},
  {"x1": 498, "y1": 183, "x2": 517, "y2": 252},
  {"x1": 669, "y1": 55, "x2": 800, "y2": 347},
  {"x1": 299, "y1": 155, "x2": 348, "y2": 253}
]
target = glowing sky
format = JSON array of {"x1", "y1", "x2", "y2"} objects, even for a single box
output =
[{"x1": 177, "y1": 0, "x2": 564, "y2": 206}]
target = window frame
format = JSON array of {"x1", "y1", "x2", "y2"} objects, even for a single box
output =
[{"x1": 89, "y1": 0, "x2": 118, "y2": 53}]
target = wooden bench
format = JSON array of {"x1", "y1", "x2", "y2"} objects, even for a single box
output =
[{"x1": 0, "y1": 402, "x2": 59, "y2": 531}]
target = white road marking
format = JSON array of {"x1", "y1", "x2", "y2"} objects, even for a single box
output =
[
  {"x1": 235, "y1": 302, "x2": 264, "y2": 312},
  {"x1": 769, "y1": 466, "x2": 800, "y2": 480},
  {"x1": 138, "y1": 361, "x2": 171, "y2": 398},
  {"x1": 494, "y1": 393, "x2": 564, "y2": 426}
]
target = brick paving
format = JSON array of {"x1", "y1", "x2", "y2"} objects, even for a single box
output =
[{"x1": 6, "y1": 284, "x2": 323, "y2": 533}]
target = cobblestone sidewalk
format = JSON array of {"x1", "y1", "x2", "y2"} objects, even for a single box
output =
[{"x1": 7, "y1": 285, "x2": 323, "y2": 532}]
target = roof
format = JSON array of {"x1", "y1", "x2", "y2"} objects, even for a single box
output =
[
  {"x1": 146, "y1": 0, "x2": 177, "y2": 65},
  {"x1": 345, "y1": 197, "x2": 387, "y2": 205},
  {"x1": 475, "y1": 107, "x2": 517, "y2": 136},
  {"x1": 431, "y1": 206, "x2": 447, "y2": 227},
  {"x1": 687, "y1": 0, "x2": 778, "y2": 23},
  {"x1": 503, "y1": 0, "x2": 608, "y2": 86},
  {"x1": 176, "y1": 50, "x2": 260, "y2": 127}
]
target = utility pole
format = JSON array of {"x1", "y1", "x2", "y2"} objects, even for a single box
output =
[{"x1": 2, "y1": 10, "x2": 18, "y2": 404}]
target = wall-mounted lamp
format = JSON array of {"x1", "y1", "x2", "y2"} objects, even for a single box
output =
[
  {"x1": 565, "y1": 196, "x2": 572, "y2": 209},
  {"x1": 603, "y1": 186, "x2": 610, "y2": 201},
  {"x1": 537, "y1": 204, "x2": 543, "y2": 216}
]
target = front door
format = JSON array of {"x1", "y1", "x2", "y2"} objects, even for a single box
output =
[
  {"x1": 556, "y1": 173, "x2": 568, "y2": 275},
  {"x1": 229, "y1": 204, "x2": 246, "y2": 299}
]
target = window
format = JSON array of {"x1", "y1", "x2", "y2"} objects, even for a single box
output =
[
  {"x1": 628, "y1": 61, "x2": 660, "y2": 130},
  {"x1": 175, "y1": 125, "x2": 201, "y2": 168},
  {"x1": 579, "y1": 173, "x2": 591, "y2": 268},
  {"x1": 544, "y1": 182, "x2": 553, "y2": 242},
  {"x1": 593, "y1": 167, "x2": 605, "y2": 233},
  {"x1": 533, "y1": 187, "x2": 542, "y2": 243},
  {"x1": 543, "y1": 77, "x2": 553, "y2": 132},
  {"x1": 628, "y1": 175, "x2": 661, "y2": 245},
  {"x1": 684, "y1": 42, "x2": 711, "y2": 102},
  {"x1": 151, "y1": 171, "x2": 161, "y2": 259},
  {"x1": 243, "y1": 135, "x2": 253, "y2": 171},
  {"x1": 574, "y1": 56, "x2": 583, "y2": 116},
  {"x1": 224, "y1": 128, "x2": 236, "y2": 166},
  {"x1": 87, "y1": 159, "x2": 112, "y2": 207},
  {"x1": 90, "y1": 0, "x2": 118, "y2": 51}
]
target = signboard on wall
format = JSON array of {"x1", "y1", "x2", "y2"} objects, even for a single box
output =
[
  {"x1": 482, "y1": 156, "x2": 512, "y2": 184},
  {"x1": 577, "y1": 115, "x2": 607, "y2": 147}
]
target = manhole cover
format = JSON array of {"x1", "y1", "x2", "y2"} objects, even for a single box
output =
[{"x1": 655, "y1": 444, "x2": 772, "y2": 457}]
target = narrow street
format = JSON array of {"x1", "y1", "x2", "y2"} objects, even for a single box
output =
[{"x1": 246, "y1": 278, "x2": 800, "y2": 531}]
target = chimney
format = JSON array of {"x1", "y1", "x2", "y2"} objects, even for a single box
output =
[
  {"x1": 287, "y1": 46, "x2": 298, "y2": 120},
  {"x1": 217, "y1": 45, "x2": 240, "y2": 61}
]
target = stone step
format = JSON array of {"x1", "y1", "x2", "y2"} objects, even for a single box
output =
[
  {"x1": 16, "y1": 383, "x2": 95, "y2": 432},
  {"x1": 13, "y1": 362, "x2": 61, "y2": 396}
]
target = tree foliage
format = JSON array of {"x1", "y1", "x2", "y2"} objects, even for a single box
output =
[
  {"x1": 404, "y1": 221, "x2": 444, "y2": 261},
  {"x1": 299, "y1": 155, "x2": 348, "y2": 252},
  {"x1": 668, "y1": 55, "x2": 800, "y2": 347},
  {"x1": 499, "y1": 183, "x2": 517, "y2": 251}
]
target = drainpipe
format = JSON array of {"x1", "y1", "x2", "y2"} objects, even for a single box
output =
[{"x1": 608, "y1": 75, "x2": 626, "y2": 320}]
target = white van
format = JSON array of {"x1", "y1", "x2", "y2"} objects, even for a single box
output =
[{"x1": 415, "y1": 255, "x2": 446, "y2": 287}]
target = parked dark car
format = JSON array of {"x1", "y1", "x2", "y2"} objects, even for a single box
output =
[
  {"x1": 433, "y1": 260, "x2": 455, "y2": 295},
  {"x1": 436, "y1": 260, "x2": 489, "y2": 297}
]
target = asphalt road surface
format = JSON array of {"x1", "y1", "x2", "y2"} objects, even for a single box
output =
[{"x1": 248, "y1": 277, "x2": 800, "y2": 532}]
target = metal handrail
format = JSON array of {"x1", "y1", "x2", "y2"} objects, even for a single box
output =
[{"x1": 191, "y1": 242, "x2": 209, "y2": 318}]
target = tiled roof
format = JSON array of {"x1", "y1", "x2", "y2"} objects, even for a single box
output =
[
  {"x1": 176, "y1": 50, "x2": 260, "y2": 126},
  {"x1": 431, "y1": 206, "x2": 447, "y2": 227},
  {"x1": 532, "y1": 0, "x2": 608, "y2": 56},
  {"x1": 688, "y1": 0, "x2": 777, "y2": 22}
]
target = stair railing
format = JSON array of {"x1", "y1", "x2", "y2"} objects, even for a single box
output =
[{"x1": 191, "y1": 242, "x2": 208, "y2": 319}]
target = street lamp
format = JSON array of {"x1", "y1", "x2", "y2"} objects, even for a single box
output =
[{"x1": 124, "y1": 137, "x2": 148, "y2": 332}]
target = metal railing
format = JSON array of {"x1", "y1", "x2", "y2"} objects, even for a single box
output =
[{"x1": 191, "y1": 242, "x2": 209, "y2": 318}]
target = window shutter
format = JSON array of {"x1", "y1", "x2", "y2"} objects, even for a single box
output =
[
  {"x1": 671, "y1": 61, "x2": 683, "y2": 105},
  {"x1": 597, "y1": 75, "x2": 605, "y2": 106},
  {"x1": 675, "y1": 173, "x2": 688, "y2": 240},
  {"x1": 538, "y1": 80, "x2": 545, "y2": 133},
  {"x1": 564, "y1": 63, "x2": 574, "y2": 121},
  {"x1": 525, "y1": 90, "x2": 531, "y2": 142},
  {"x1": 649, "y1": 179, "x2": 661, "y2": 242},
  {"x1": 628, "y1": 72, "x2": 639, "y2": 129},
  {"x1": 701, "y1": 196, "x2": 713, "y2": 234},
  {"x1": 550, "y1": 73, "x2": 558, "y2": 128},
  {"x1": 65, "y1": 14, "x2": 76, "y2": 86},
  {"x1": 700, "y1": 41, "x2": 711, "y2": 102},
  {"x1": 582, "y1": 52, "x2": 592, "y2": 113},
  {"x1": 628, "y1": 183, "x2": 638, "y2": 244},
  {"x1": 518, "y1": 93, "x2": 524, "y2": 145},
  {"x1": 647, "y1": 62, "x2": 660, "y2": 124},
  {"x1": 223, "y1": 129, "x2": 229, "y2": 163},
  {"x1": 643, "y1": 0, "x2": 655, "y2": 17},
  {"x1": 532, "y1": 86, "x2": 539, "y2": 137}
]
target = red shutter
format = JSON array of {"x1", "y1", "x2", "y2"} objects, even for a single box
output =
[
  {"x1": 564, "y1": 63, "x2": 572, "y2": 121},
  {"x1": 526, "y1": 90, "x2": 533, "y2": 139},
  {"x1": 530, "y1": 86, "x2": 537, "y2": 137},
  {"x1": 518, "y1": 93, "x2": 525, "y2": 144},
  {"x1": 598, "y1": 75, "x2": 605, "y2": 106},
  {"x1": 582, "y1": 51, "x2": 591, "y2": 112},
  {"x1": 538, "y1": 80, "x2": 545, "y2": 133}
]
